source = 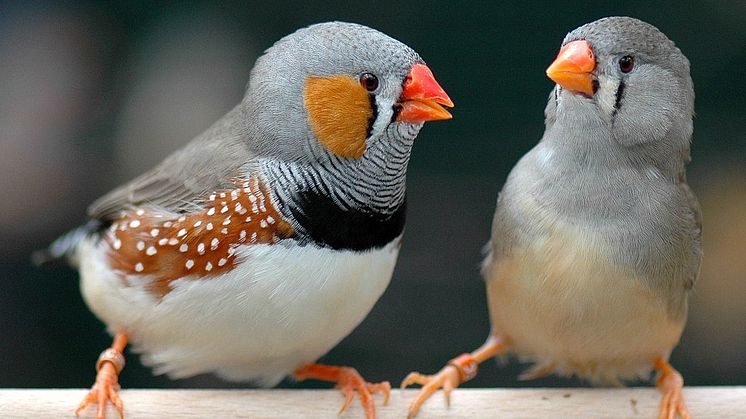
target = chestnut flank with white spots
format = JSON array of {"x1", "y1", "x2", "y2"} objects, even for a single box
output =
[{"x1": 105, "y1": 177, "x2": 294, "y2": 298}]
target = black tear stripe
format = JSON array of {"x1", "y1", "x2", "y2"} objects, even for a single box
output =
[
  {"x1": 287, "y1": 189, "x2": 406, "y2": 251},
  {"x1": 613, "y1": 81, "x2": 626, "y2": 117},
  {"x1": 365, "y1": 93, "x2": 378, "y2": 139}
]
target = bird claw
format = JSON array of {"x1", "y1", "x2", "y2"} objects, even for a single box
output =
[
  {"x1": 75, "y1": 363, "x2": 124, "y2": 419},
  {"x1": 656, "y1": 359, "x2": 690, "y2": 419},
  {"x1": 401, "y1": 363, "x2": 462, "y2": 419},
  {"x1": 294, "y1": 364, "x2": 389, "y2": 419}
]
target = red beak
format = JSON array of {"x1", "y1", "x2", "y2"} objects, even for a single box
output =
[
  {"x1": 546, "y1": 40, "x2": 597, "y2": 96},
  {"x1": 396, "y1": 63, "x2": 454, "y2": 123}
]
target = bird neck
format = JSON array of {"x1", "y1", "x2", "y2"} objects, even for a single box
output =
[
  {"x1": 547, "y1": 99, "x2": 689, "y2": 181},
  {"x1": 260, "y1": 125, "x2": 415, "y2": 250}
]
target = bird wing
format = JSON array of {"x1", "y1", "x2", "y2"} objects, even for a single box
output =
[{"x1": 88, "y1": 106, "x2": 253, "y2": 221}]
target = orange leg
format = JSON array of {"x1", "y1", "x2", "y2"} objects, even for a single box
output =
[
  {"x1": 293, "y1": 363, "x2": 390, "y2": 419},
  {"x1": 76, "y1": 333, "x2": 128, "y2": 419},
  {"x1": 401, "y1": 336, "x2": 505, "y2": 418},
  {"x1": 655, "y1": 358, "x2": 691, "y2": 419}
]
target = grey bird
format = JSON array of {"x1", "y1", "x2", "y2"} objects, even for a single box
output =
[
  {"x1": 38, "y1": 22, "x2": 452, "y2": 419},
  {"x1": 402, "y1": 16, "x2": 700, "y2": 419}
]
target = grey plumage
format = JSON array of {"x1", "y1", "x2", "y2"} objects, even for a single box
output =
[{"x1": 487, "y1": 16, "x2": 701, "y2": 315}]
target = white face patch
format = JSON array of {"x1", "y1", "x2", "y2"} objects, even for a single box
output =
[{"x1": 595, "y1": 74, "x2": 620, "y2": 123}]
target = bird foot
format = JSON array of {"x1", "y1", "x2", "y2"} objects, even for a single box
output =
[
  {"x1": 76, "y1": 334, "x2": 127, "y2": 419},
  {"x1": 75, "y1": 352, "x2": 125, "y2": 419},
  {"x1": 293, "y1": 364, "x2": 390, "y2": 419},
  {"x1": 655, "y1": 358, "x2": 690, "y2": 419},
  {"x1": 400, "y1": 353, "x2": 476, "y2": 418}
]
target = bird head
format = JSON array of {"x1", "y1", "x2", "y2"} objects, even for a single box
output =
[
  {"x1": 242, "y1": 22, "x2": 452, "y2": 163},
  {"x1": 545, "y1": 17, "x2": 693, "y2": 150}
]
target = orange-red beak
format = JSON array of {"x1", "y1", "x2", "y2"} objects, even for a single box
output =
[
  {"x1": 396, "y1": 63, "x2": 453, "y2": 123},
  {"x1": 546, "y1": 40, "x2": 597, "y2": 96}
]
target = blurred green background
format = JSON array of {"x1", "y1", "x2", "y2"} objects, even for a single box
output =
[{"x1": 1, "y1": 1, "x2": 744, "y2": 391}]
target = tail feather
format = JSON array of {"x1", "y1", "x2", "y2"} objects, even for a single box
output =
[{"x1": 32, "y1": 219, "x2": 104, "y2": 268}]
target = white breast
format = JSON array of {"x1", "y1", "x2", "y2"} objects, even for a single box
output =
[{"x1": 78, "y1": 237, "x2": 400, "y2": 386}]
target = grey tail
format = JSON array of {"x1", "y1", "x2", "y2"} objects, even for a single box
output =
[{"x1": 32, "y1": 219, "x2": 104, "y2": 268}]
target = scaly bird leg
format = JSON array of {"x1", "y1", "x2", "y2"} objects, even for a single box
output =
[
  {"x1": 293, "y1": 363, "x2": 390, "y2": 419},
  {"x1": 655, "y1": 357, "x2": 691, "y2": 419},
  {"x1": 401, "y1": 336, "x2": 506, "y2": 418},
  {"x1": 75, "y1": 333, "x2": 128, "y2": 419}
]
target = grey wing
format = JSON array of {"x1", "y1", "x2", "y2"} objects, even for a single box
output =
[
  {"x1": 678, "y1": 146, "x2": 703, "y2": 290},
  {"x1": 680, "y1": 181, "x2": 702, "y2": 290},
  {"x1": 88, "y1": 106, "x2": 254, "y2": 221}
]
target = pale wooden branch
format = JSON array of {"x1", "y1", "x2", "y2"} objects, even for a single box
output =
[{"x1": 1, "y1": 387, "x2": 743, "y2": 418}]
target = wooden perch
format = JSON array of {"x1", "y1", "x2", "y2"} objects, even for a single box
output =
[{"x1": 1, "y1": 387, "x2": 744, "y2": 418}]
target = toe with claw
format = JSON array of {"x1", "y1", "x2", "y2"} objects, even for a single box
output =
[
  {"x1": 294, "y1": 364, "x2": 390, "y2": 419},
  {"x1": 401, "y1": 353, "x2": 476, "y2": 418},
  {"x1": 655, "y1": 358, "x2": 690, "y2": 419}
]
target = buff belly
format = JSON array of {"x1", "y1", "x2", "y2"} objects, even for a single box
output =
[
  {"x1": 78, "y1": 236, "x2": 400, "y2": 387},
  {"x1": 484, "y1": 224, "x2": 686, "y2": 385}
]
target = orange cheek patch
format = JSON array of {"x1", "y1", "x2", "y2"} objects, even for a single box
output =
[
  {"x1": 104, "y1": 176, "x2": 295, "y2": 299},
  {"x1": 304, "y1": 75, "x2": 373, "y2": 159}
]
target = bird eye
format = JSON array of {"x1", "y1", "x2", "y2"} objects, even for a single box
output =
[
  {"x1": 618, "y1": 55, "x2": 635, "y2": 73},
  {"x1": 359, "y1": 73, "x2": 379, "y2": 92}
]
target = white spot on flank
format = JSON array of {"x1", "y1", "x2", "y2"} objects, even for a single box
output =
[
  {"x1": 112, "y1": 239, "x2": 122, "y2": 250},
  {"x1": 251, "y1": 232, "x2": 257, "y2": 242},
  {"x1": 231, "y1": 190, "x2": 238, "y2": 200},
  {"x1": 206, "y1": 222, "x2": 214, "y2": 230},
  {"x1": 221, "y1": 206, "x2": 228, "y2": 214},
  {"x1": 266, "y1": 216, "x2": 275, "y2": 224},
  {"x1": 235, "y1": 203, "x2": 243, "y2": 212},
  {"x1": 197, "y1": 243, "x2": 205, "y2": 254},
  {"x1": 158, "y1": 238, "x2": 168, "y2": 246},
  {"x1": 185, "y1": 259, "x2": 194, "y2": 269},
  {"x1": 221, "y1": 227, "x2": 228, "y2": 234},
  {"x1": 209, "y1": 194, "x2": 216, "y2": 201},
  {"x1": 219, "y1": 192, "x2": 226, "y2": 198},
  {"x1": 136, "y1": 241, "x2": 145, "y2": 251},
  {"x1": 136, "y1": 209, "x2": 145, "y2": 216},
  {"x1": 178, "y1": 216, "x2": 186, "y2": 223},
  {"x1": 239, "y1": 230, "x2": 246, "y2": 241},
  {"x1": 251, "y1": 203, "x2": 259, "y2": 213},
  {"x1": 150, "y1": 228, "x2": 160, "y2": 237},
  {"x1": 129, "y1": 219, "x2": 141, "y2": 228},
  {"x1": 135, "y1": 262, "x2": 144, "y2": 272},
  {"x1": 259, "y1": 203, "x2": 266, "y2": 212},
  {"x1": 227, "y1": 247, "x2": 236, "y2": 256},
  {"x1": 205, "y1": 262, "x2": 213, "y2": 272},
  {"x1": 168, "y1": 238, "x2": 178, "y2": 245},
  {"x1": 177, "y1": 228, "x2": 187, "y2": 237},
  {"x1": 193, "y1": 220, "x2": 202, "y2": 228},
  {"x1": 207, "y1": 207, "x2": 216, "y2": 216},
  {"x1": 260, "y1": 220, "x2": 268, "y2": 228},
  {"x1": 146, "y1": 246, "x2": 157, "y2": 256},
  {"x1": 179, "y1": 244, "x2": 188, "y2": 253},
  {"x1": 218, "y1": 258, "x2": 227, "y2": 267},
  {"x1": 248, "y1": 194, "x2": 256, "y2": 203},
  {"x1": 222, "y1": 218, "x2": 231, "y2": 225},
  {"x1": 211, "y1": 238, "x2": 219, "y2": 250},
  {"x1": 163, "y1": 221, "x2": 173, "y2": 228},
  {"x1": 245, "y1": 216, "x2": 252, "y2": 222}
]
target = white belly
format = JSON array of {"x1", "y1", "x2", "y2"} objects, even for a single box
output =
[
  {"x1": 79, "y1": 237, "x2": 400, "y2": 386},
  {"x1": 484, "y1": 223, "x2": 686, "y2": 385}
]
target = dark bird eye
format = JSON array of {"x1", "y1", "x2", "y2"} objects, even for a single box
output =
[
  {"x1": 359, "y1": 73, "x2": 379, "y2": 92},
  {"x1": 619, "y1": 55, "x2": 635, "y2": 73}
]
